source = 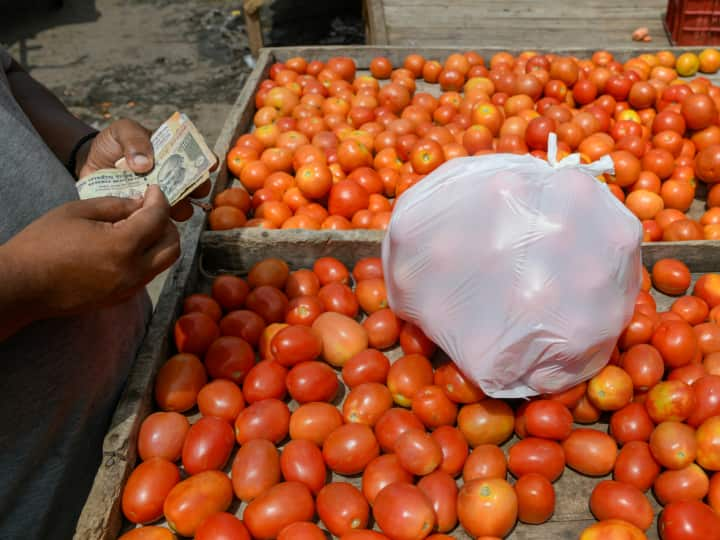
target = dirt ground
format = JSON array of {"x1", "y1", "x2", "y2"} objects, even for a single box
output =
[{"x1": 1, "y1": 0, "x2": 364, "y2": 303}]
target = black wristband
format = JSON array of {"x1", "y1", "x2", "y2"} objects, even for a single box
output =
[{"x1": 66, "y1": 131, "x2": 99, "y2": 180}]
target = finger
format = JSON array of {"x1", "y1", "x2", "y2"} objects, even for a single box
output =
[
  {"x1": 170, "y1": 199, "x2": 194, "y2": 222},
  {"x1": 110, "y1": 118, "x2": 154, "y2": 173},
  {"x1": 140, "y1": 221, "x2": 181, "y2": 278},
  {"x1": 116, "y1": 185, "x2": 171, "y2": 252},
  {"x1": 189, "y1": 179, "x2": 211, "y2": 199},
  {"x1": 67, "y1": 196, "x2": 143, "y2": 223}
]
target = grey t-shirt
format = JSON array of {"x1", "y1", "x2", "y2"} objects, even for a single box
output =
[{"x1": 0, "y1": 49, "x2": 151, "y2": 539}]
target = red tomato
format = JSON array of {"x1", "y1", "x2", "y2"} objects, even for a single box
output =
[
  {"x1": 507, "y1": 437, "x2": 565, "y2": 482},
  {"x1": 524, "y1": 399, "x2": 573, "y2": 440},
  {"x1": 411, "y1": 385, "x2": 458, "y2": 429},
  {"x1": 649, "y1": 421, "x2": 697, "y2": 469},
  {"x1": 312, "y1": 312, "x2": 369, "y2": 367},
  {"x1": 163, "y1": 471, "x2": 233, "y2": 537},
  {"x1": 286, "y1": 269, "x2": 321, "y2": 299},
  {"x1": 195, "y1": 512, "x2": 250, "y2": 540},
  {"x1": 373, "y1": 483, "x2": 436, "y2": 540},
  {"x1": 204, "y1": 336, "x2": 255, "y2": 385},
  {"x1": 695, "y1": 322, "x2": 720, "y2": 355},
  {"x1": 651, "y1": 320, "x2": 698, "y2": 368},
  {"x1": 122, "y1": 458, "x2": 180, "y2": 524},
  {"x1": 184, "y1": 294, "x2": 222, "y2": 322},
  {"x1": 323, "y1": 423, "x2": 380, "y2": 475},
  {"x1": 579, "y1": 519, "x2": 647, "y2": 540},
  {"x1": 353, "y1": 257, "x2": 384, "y2": 281},
  {"x1": 280, "y1": 439, "x2": 327, "y2": 495},
  {"x1": 395, "y1": 429, "x2": 443, "y2": 475},
  {"x1": 219, "y1": 310, "x2": 265, "y2": 347},
  {"x1": 277, "y1": 522, "x2": 326, "y2": 540},
  {"x1": 696, "y1": 415, "x2": 720, "y2": 471},
  {"x1": 609, "y1": 402, "x2": 655, "y2": 444},
  {"x1": 270, "y1": 325, "x2": 323, "y2": 366},
  {"x1": 659, "y1": 500, "x2": 720, "y2": 540},
  {"x1": 621, "y1": 344, "x2": 664, "y2": 391},
  {"x1": 342, "y1": 349, "x2": 391, "y2": 388},
  {"x1": 463, "y1": 444, "x2": 507, "y2": 482},
  {"x1": 343, "y1": 382, "x2": 393, "y2": 426},
  {"x1": 290, "y1": 402, "x2": 344, "y2": 446},
  {"x1": 386, "y1": 354, "x2": 434, "y2": 407},
  {"x1": 374, "y1": 407, "x2": 426, "y2": 453},
  {"x1": 197, "y1": 379, "x2": 245, "y2": 423},
  {"x1": 514, "y1": 473, "x2": 555, "y2": 524},
  {"x1": 710, "y1": 472, "x2": 720, "y2": 512},
  {"x1": 317, "y1": 482, "x2": 370, "y2": 536},
  {"x1": 417, "y1": 471, "x2": 459, "y2": 533},
  {"x1": 562, "y1": 428, "x2": 617, "y2": 476},
  {"x1": 118, "y1": 527, "x2": 176, "y2": 540},
  {"x1": 399, "y1": 322, "x2": 437, "y2": 357},
  {"x1": 457, "y1": 478, "x2": 517, "y2": 538},
  {"x1": 653, "y1": 259, "x2": 692, "y2": 295},
  {"x1": 355, "y1": 278, "x2": 388, "y2": 314},
  {"x1": 362, "y1": 454, "x2": 414, "y2": 505},
  {"x1": 318, "y1": 282, "x2": 359, "y2": 318},
  {"x1": 654, "y1": 463, "x2": 709, "y2": 505},
  {"x1": 363, "y1": 309, "x2": 401, "y2": 349},
  {"x1": 211, "y1": 275, "x2": 249, "y2": 311},
  {"x1": 457, "y1": 399, "x2": 514, "y2": 447},
  {"x1": 286, "y1": 361, "x2": 339, "y2": 403},
  {"x1": 138, "y1": 412, "x2": 190, "y2": 462},
  {"x1": 613, "y1": 440, "x2": 661, "y2": 492},
  {"x1": 155, "y1": 354, "x2": 207, "y2": 413},
  {"x1": 431, "y1": 425, "x2": 469, "y2": 477},
  {"x1": 234, "y1": 398, "x2": 290, "y2": 444},
  {"x1": 231, "y1": 438, "x2": 280, "y2": 501},
  {"x1": 285, "y1": 295, "x2": 325, "y2": 327},
  {"x1": 645, "y1": 380, "x2": 696, "y2": 423},
  {"x1": 182, "y1": 417, "x2": 235, "y2": 475},
  {"x1": 246, "y1": 286, "x2": 289, "y2": 324},
  {"x1": 589, "y1": 480, "x2": 654, "y2": 531},
  {"x1": 243, "y1": 482, "x2": 315, "y2": 540},
  {"x1": 433, "y1": 361, "x2": 485, "y2": 403},
  {"x1": 242, "y1": 360, "x2": 288, "y2": 403},
  {"x1": 587, "y1": 365, "x2": 634, "y2": 411},
  {"x1": 687, "y1": 375, "x2": 720, "y2": 427}
]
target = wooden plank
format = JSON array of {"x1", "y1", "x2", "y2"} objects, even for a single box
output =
[
  {"x1": 384, "y1": 6, "x2": 665, "y2": 21},
  {"x1": 364, "y1": 0, "x2": 389, "y2": 45},
  {"x1": 244, "y1": 8, "x2": 263, "y2": 58}
]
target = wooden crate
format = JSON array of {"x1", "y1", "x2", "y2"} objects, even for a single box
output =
[
  {"x1": 363, "y1": 0, "x2": 673, "y2": 49},
  {"x1": 78, "y1": 223, "x2": 719, "y2": 540}
]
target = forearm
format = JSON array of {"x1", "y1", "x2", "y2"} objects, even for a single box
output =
[
  {"x1": 6, "y1": 59, "x2": 95, "y2": 169},
  {"x1": 0, "y1": 242, "x2": 43, "y2": 342}
]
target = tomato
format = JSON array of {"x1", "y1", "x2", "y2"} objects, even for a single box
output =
[
  {"x1": 182, "y1": 417, "x2": 235, "y2": 475},
  {"x1": 682, "y1": 93, "x2": 718, "y2": 130},
  {"x1": 672, "y1": 296, "x2": 710, "y2": 327},
  {"x1": 523, "y1": 399, "x2": 573, "y2": 440},
  {"x1": 463, "y1": 444, "x2": 507, "y2": 482},
  {"x1": 433, "y1": 361, "x2": 485, "y2": 403},
  {"x1": 579, "y1": 519, "x2": 647, "y2": 540},
  {"x1": 695, "y1": 274, "x2": 720, "y2": 308},
  {"x1": 174, "y1": 312, "x2": 220, "y2": 356},
  {"x1": 399, "y1": 322, "x2": 437, "y2": 357},
  {"x1": 318, "y1": 282, "x2": 358, "y2": 318},
  {"x1": 695, "y1": 322, "x2": 720, "y2": 355},
  {"x1": 138, "y1": 412, "x2": 190, "y2": 462},
  {"x1": 184, "y1": 294, "x2": 222, "y2": 323},
  {"x1": 514, "y1": 473, "x2": 554, "y2": 525},
  {"x1": 374, "y1": 483, "x2": 435, "y2": 540},
  {"x1": 362, "y1": 454, "x2": 414, "y2": 505},
  {"x1": 219, "y1": 310, "x2": 265, "y2": 347},
  {"x1": 342, "y1": 349, "x2": 391, "y2": 388},
  {"x1": 686, "y1": 375, "x2": 720, "y2": 427},
  {"x1": 353, "y1": 257, "x2": 384, "y2": 281},
  {"x1": 645, "y1": 380, "x2": 696, "y2": 423},
  {"x1": 286, "y1": 361, "x2": 339, "y2": 404},
  {"x1": 659, "y1": 500, "x2": 720, "y2": 540},
  {"x1": 374, "y1": 407, "x2": 426, "y2": 453},
  {"x1": 211, "y1": 275, "x2": 249, "y2": 311},
  {"x1": 457, "y1": 478, "x2": 517, "y2": 538},
  {"x1": 247, "y1": 258, "x2": 289, "y2": 290},
  {"x1": 286, "y1": 294, "x2": 325, "y2": 327},
  {"x1": 312, "y1": 312, "x2": 368, "y2": 367},
  {"x1": 609, "y1": 402, "x2": 655, "y2": 444},
  {"x1": 118, "y1": 528, "x2": 176, "y2": 540},
  {"x1": 458, "y1": 399, "x2": 514, "y2": 447},
  {"x1": 572, "y1": 394, "x2": 602, "y2": 424},
  {"x1": 155, "y1": 354, "x2": 207, "y2": 413},
  {"x1": 194, "y1": 512, "x2": 250, "y2": 540},
  {"x1": 710, "y1": 472, "x2": 720, "y2": 512},
  {"x1": 354, "y1": 278, "x2": 388, "y2": 314},
  {"x1": 621, "y1": 344, "x2": 664, "y2": 391},
  {"x1": 654, "y1": 463, "x2": 709, "y2": 505},
  {"x1": 587, "y1": 365, "x2": 634, "y2": 411},
  {"x1": 280, "y1": 439, "x2": 326, "y2": 495},
  {"x1": 363, "y1": 309, "x2": 400, "y2": 350},
  {"x1": 653, "y1": 259, "x2": 692, "y2": 296},
  {"x1": 652, "y1": 320, "x2": 698, "y2": 368},
  {"x1": 507, "y1": 437, "x2": 565, "y2": 482},
  {"x1": 696, "y1": 144, "x2": 720, "y2": 183},
  {"x1": 430, "y1": 425, "x2": 469, "y2": 477},
  {"x1": 589, "y1": 480, "x2": 654, "y2": 531},
  {"x1": 340, "y1": 532, "x2": 389, "y2": 540},
  {"x1": 204, "y1": 337, "x2": 255, "y2": 385},
  {"x1": 323, "y1": 423, "x2": 380, "y2": 475},
  {"x1": 230, "y1": 438, "x2": 280, "y2": 502},
  {"x1": 242, "y1": 360, "x2": 287, "y2": 403},
  {"x1": 386, "y1": 354, "x2": 434, "y2": 407},
  {"x1": 407, "y1": 385, "x2": 458, "y2": 429},
  {"x1": 122, "y1": 458, "x2": 180, "y2": 524},
  {"x1": 243, "y1": 482, "x2": 315, "y2": 540},
  {"x1": 163, "y1": 471, "x2": 233, "y2": 537},
  {"x1": 342, "y1": 382, "x2": 392, "y2": 426},
  {"x1": 563, "y1": 428, "x2": 617, "y2": 476},
  {"x1": 649, "y1": 421, "x2": 697, "y2": 469},
  {"x1": 417, "y1": 471, "x2": 458, "y2": 533},
  {"x1": 613, "y1": 441, "x2": 661, "y2": 492},
  {"x1": 395, "y1": 428, "x2": 443, "y2": 475},
  {"x1": 234, "y1": 398, "x2": 290, "y2": 445},
  {"x1": 277, "y1": 522, "x2": 326, "y2": 540},
  {"x1": 316, "y1": 482, "x2": 369, "y2": 536},
  {"x1": 286, "y1": 269, "x2": 320, "y2": 299},
  {"x1": 270, "y1": 325, "x2": 323, "y2": 367},
  {"x1": 246, "y1": 286, "x2": 289, "y2": 324},
  {"x1": 696, "y1": 415, "x2": 720, "y2": 470},
  {"x1": 619, "y1": 312, "x2": 655, "y2": 349},
  {"x1": 288, "y1": 403, "x2": 341, "y2": 448}
]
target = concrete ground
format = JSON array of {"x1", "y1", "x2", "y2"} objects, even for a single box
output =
[{"x1": 1, "y1": 0, "x2": 363, "y2": 306}]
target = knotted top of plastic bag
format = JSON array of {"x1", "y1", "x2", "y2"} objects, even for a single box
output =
[{"x1": 382, "y1": 134, "x2": 643, "y2": 398}]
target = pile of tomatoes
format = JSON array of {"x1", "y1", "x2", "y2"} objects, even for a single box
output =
[
  {"x1": 118, "y1": 254, "x2": 720, "y2": 540},
  {"x1": 210, "y1": 49, "x2": 720, "y2": 241}
]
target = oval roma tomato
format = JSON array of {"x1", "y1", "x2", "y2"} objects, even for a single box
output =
[
  {"x1": 118, "y1": 527, "x2": 177, "y2": 540},
  {"x1": 277, "y1": 522, "x2": 326, "y2": 540},
  {"x1": 231, "y1": 438, "x2": 280, "y2": 501},
  {"x1": 195, "y1": 512, "x2": 250, "y2": 540},
  {"x1": 138, "y1": 412, "x2": 190, "y2": 462},
  {"x1": 373, "y1": 482, "x2": 435, "y2": 540},
  {"x1": 654, "y1": 463, "x2": 709, "y2": 505},
  {"x1": 645, "y1": 380, "x2": 696, "y2": 423},
  {"x1": 342, "y1": 349, "x2": 391, "y2": 389},
  {"x1": 463, "y1": 443, "x2": 507, "y2": 482},
  {"x1": 507, "y1": 437, "x2": 565, "y2": 482},
  {"x1": 649, "y1": 421, "x2": 697, "y2": 470},
  {"x1": 457, "y1": 477, "x2": 518, "y2": 539},
  {"x1": 234, "y1": 398, "x2": 290, "y2": 445},
  {"x1": 514, "y1": 473, "x2": 555, "y2": 524},
  {"x1": 562, "y1": 428, "x2": 617, "y2": 476},
  {"x1": 417, "y1": 470, "x2": 459, "y2": 533},
  {"x1": 457, "y1": 398, "x2": 514, "y2": 447},
  {"x1": 154, "y1": 353, "x2": 207, "y2": 413},
  {"x1": 362, "y1": 453, "x2": 414, "y2": 505},
  {"x1": 523, "y1": 399, "x2": 573, "y2": 440},
  {"x1": 589, "y1": 480, "x2": 654, "y2": 531},
  {"x1": 579, "y1": 519, "x2": 647, "y2": 540},
  {"x1": 433, "y1": 360, "x2": 485, "y2": 403},
  {"x1": 182, "y1": 416, "x2": 235, "y2": 475},
  {"x1": 652, "y1": 259, "x2": 692, "y2": 296},
  {"x1": 386, "y1": 354, "x2": 434, "y2": 406},
  {"x1": 395, "y1": 429, "x2": 443, "y2": 475},
  {"x1": 122, "y1": 458, "x2": 180, "y2": 524},
  {"x1": 587, "y1": 365, "x2": 633, "y2": 411},
  {"x1": 317, "y1": 482, "x2": 370, "y2": 537},
  {"x1": 696, "y1": 415, "x2": 720, "y2": 471},
  {"x1": 197, "y1": 379, "x2": 245, "y2": 423},
  {"x1": 609, "y1": 402, "x2": 655, "y2": 444},
  {"x1": 651, "y1": 320, "x2": 698, "y2": 368},
  {"x1": 343, "y1": 382, "x2": 393, "y2": 426},
  {"x1": 659, "y1": 500, "x2": 720, "y2": 540},
  {"x1": 613, "y1": 440, "x2": 661, "y2": 492},
  {"x1": 286, "y1": 361, "x2": 339, "y2": 404},
  {"x1": 243, "y1": 482, "x2": 315, "y2": 540},
  {"x1": 312, "y1": 312, "x2": 368, "y2": 367},
  {"x1": 163, "y1": 470, "x2": 233, "y2": 537},
  {"x1": 280, "y1": 439, "x2": 327, "y2": 495},
  {"x1": 323, "y1": 423, "x2": 380, "y2": 475}
]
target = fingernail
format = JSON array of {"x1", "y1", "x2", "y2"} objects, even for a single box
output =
[{"x1": 132, "y1": 154, "x2": 151, "y2": 168}]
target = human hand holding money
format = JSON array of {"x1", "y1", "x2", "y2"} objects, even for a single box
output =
[{"x1": 76, "y1": 112, "x2": 217, "y2": 209}]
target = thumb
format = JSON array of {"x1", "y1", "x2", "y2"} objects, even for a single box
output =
[
  {"x1": 66, "y1": 196, "x2": 144, "y2": 223},
  {"x1": 110, "y1": 119, "x2": 155, "y2": 174}
]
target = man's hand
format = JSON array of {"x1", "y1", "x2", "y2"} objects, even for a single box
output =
[
  {"x1": 0, "y1": 186, "x2": 180, "y2": 338},
  {"x1": 77, "y1": 118, "x2": 213, "y2": 221}
]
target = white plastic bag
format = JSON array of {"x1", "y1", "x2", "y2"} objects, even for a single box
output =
[{"x1": 382, "y1": 135, "x2": 643, "y2": 398}]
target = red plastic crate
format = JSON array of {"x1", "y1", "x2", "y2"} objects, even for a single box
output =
[{"x1": 665, "y1": 0, "x2": 720, "y2": 45}]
